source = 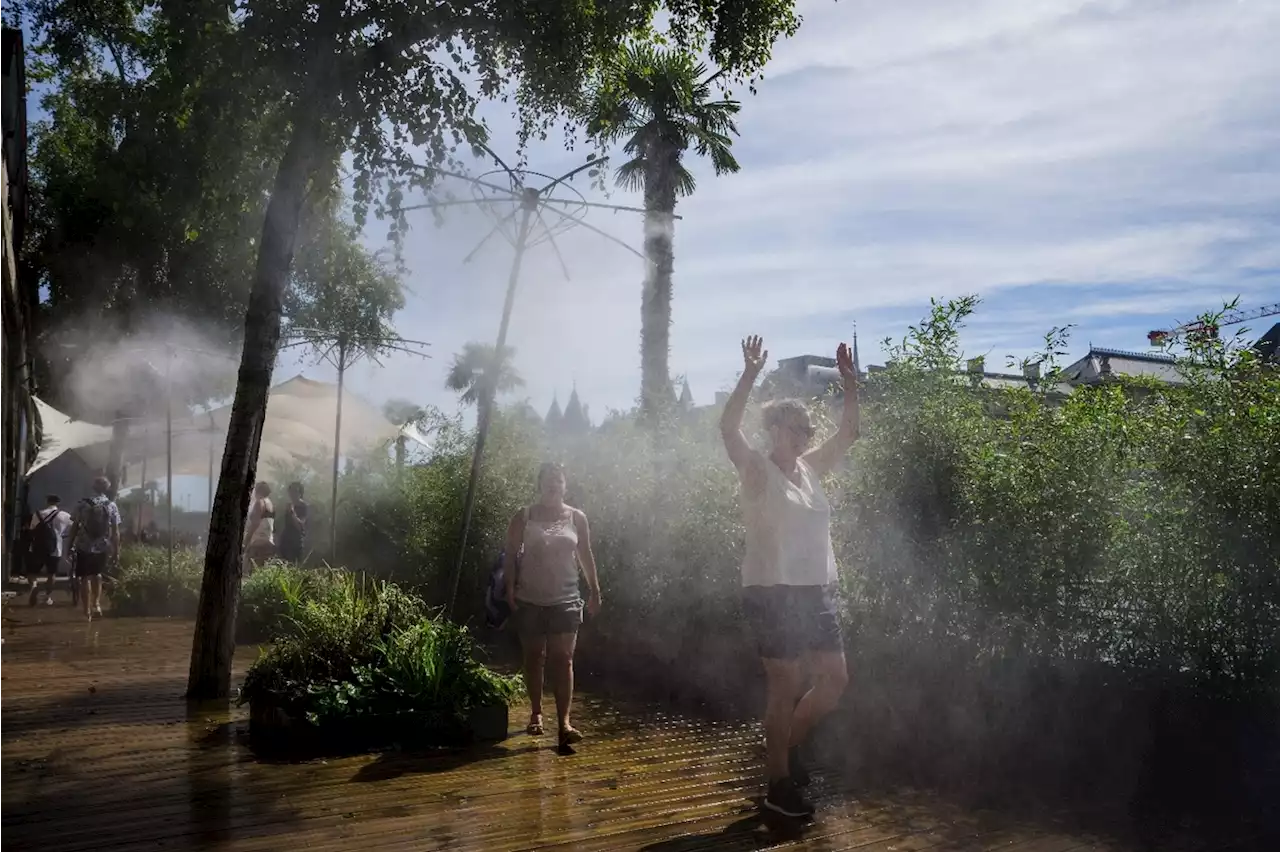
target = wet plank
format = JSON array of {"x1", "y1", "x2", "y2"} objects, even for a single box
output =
[{"x1": 0, "y1": 607, "x2": 1247, "y2": 851}]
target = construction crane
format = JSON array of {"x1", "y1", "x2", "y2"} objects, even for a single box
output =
[{"x1": 1147, "y1": 302, "x2": 1280, "y2": 347}]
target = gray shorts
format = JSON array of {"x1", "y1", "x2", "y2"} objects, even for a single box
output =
[
  {"x1": 742, "y1": 584, "x2": 844, "y2": 660},
  {"x1": 513, "y1": 599, "x2": 583, "y2": 640}
]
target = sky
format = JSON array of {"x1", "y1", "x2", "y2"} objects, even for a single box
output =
[{"x1": 276, "y1": 0, "x2": 1280, "y2": 425}]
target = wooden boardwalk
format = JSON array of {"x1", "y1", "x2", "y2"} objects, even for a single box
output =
[{"x1": 0, "y1": 606, "x2": 1251, "y2": 851}]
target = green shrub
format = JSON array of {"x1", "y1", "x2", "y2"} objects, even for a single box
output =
[
  {"x1": 113, "y1": 548, "x2": 355, "y2": 646},
  {"x1": 829, "y1": 297, "x2": 1280, "y2": 693},
  {"x1": 237, "y1": 561, "x2": 345, "y2": 643},
  {"x1": 111, "y1": 545, "x2": 203, "y2": 617},
  {"x1": 238, "y1": 574, "x2": 521, "y2": 729}
]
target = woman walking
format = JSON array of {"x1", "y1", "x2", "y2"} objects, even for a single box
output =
[
  {"x1": 719, "y1": 335, "x2": 859, "y2": 819},
  {"x1": 503, "y1": 462, "x2": 602, "y2": 749},
  {"x1": 243, "y1": 482, "x2": 276, "y2": 572}
]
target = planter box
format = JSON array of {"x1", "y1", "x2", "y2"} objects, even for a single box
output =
[
  {"x1": 248, "y1": 695, "x2": 510, "y2": 758},
  {"x1": 468, "y1": 702, "x2": 509, "y2": 742}
]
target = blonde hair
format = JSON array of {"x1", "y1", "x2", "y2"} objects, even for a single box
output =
[{"x1": 761, "y1": 398, "x2": 811, "y2": 432}]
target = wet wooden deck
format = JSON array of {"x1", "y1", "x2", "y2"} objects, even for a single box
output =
[{"x1": 0, "y1": 606, "x2": 1253, "y2": 851}]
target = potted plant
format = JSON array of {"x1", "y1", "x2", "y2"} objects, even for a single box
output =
[{"x1": 239, "y1": 577, "x2": 523, "y2": 757}]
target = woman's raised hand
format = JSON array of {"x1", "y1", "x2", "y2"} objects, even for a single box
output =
[
  {"x1": 742, "y1": 335, "x2": 768, "y2": 374},
  {"x1": 836, "y1": 341, "x2": 857, "y2": 382}
]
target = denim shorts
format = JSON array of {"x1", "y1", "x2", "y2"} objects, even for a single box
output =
[
  {"x1": 513, "y1": 599, "x2": 584, "y2": 640},
  {"x1": 742, "y1": 584, "x2": 844, "y2": 660}
]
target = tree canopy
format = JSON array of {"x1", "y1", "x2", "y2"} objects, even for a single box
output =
[
  {"x1": 15, "y1": 0, "x2": 301, "y2": 416},
  {"x1": 285, "y1": 207, "x2": 407, "y2": 364},
  {"x1": 585, "y1": 43, "x2": 742, "y2": 200}
]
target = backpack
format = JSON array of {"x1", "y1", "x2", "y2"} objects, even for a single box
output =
[
  {"x1": 484, "y1": 549, "x2": 521, "y2": 629},
  {"x1": 82, "y1": 498, "x2": 112, "y2": 541},
  {"x1": 33, "y1": 509, "x2": 62, "y2": 558}
]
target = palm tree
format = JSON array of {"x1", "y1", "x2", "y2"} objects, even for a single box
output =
[
  {"x1": 445, "y1": 342, "x2": 524, "y2": 407},
  {"x1": 584, "y1": 44, "x2": 741, "y2": 420},
  {"x1": 382, "y1": 398, "x2": 427, "y2": 427}
]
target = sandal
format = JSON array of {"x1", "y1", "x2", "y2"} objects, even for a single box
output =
[
  {"x1": 559, "y1": 727, "x2": 584, "y2": 747},
  {"x1": 526, "y1": 715, "x2": 544, "y2": 736}
]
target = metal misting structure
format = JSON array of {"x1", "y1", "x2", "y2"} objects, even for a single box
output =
[{"x1": 389, "y1": 143, "x2": 663, "y2": 617}]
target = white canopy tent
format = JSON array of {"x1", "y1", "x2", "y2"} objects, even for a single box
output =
[
  {"x1": 27, "y1": 375, "x2": 417, "y2": 494},
  {"x1": 117, "y1": 375, "x2": 405, "y2": 491},
  {"x1": 26, "y1": 374, "x2": 429, "y2": 576},
  {"x1": 27, "y1": 398, "x2": 115, "y2": 477}
]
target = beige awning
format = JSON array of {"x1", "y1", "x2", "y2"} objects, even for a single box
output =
[
  {"x1": 85, "y1": 376, "x2": 396, "y2": 488},
  {"x1": 28, "y1": 375, "x2": 407, "y2": 491},
  {"x1": 117, "y1": 374, "x2": 401, "y2": 488}
]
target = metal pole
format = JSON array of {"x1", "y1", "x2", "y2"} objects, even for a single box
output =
[
  {"x1": 330, "y1": 338, "x2": 346, "y2": 565},
  {"x1": 207, "y1": 412, "x2": 215, "y2": 513},
  {"x1": 448, "y1": 196, "x2": 536, "y2": 618},
  {"x1": 165, "y1": 348, "x2": 174, "y2": 578},
  {"x1": 138, "y1": 423, "x2": 148, "y2": 538}
]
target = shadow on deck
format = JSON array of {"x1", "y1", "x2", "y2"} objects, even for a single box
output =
[{"x1": 0, "y1": 607, "x2": 1265, "y2": 851}]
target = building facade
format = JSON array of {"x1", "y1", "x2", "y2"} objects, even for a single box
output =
[{"x1": 2, "y1": 27, "x2": 36, "y2": 579}]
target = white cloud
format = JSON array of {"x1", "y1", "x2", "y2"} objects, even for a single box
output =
[{"x1": 290, "y1": 0, "x2": 1280, "y2": 420}]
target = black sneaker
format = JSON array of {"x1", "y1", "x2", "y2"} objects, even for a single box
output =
[
  {"x1": 788, "y1": 745, "x2": 812, "y2": 787},
  {"x1": 763, "y1": 778, "x2": 815, "y2": 819}
]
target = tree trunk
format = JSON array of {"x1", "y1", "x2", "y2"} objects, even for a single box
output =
[
  {"x1": 186, "y1": 113, "x2": 325, "y2": 701},
  {"x1": 639, "y1": 148, "x2": 679, "y2": 422}
]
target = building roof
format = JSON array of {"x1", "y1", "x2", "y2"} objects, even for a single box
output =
[
  {"x1": 1061, "y1": 346, "x2": 1183, "y2": 385},
  {"x1": 1253, "y1": 322, "x2": 1280, "y2": 362}
]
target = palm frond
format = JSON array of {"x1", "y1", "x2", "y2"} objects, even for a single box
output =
[
  {"x1": 673, "y1": 165, "x2": 697, "y2": 198},
  {"x1": 584, "y1": 43, "x2": 741, "y2": 197},
  {"x1": 708, "y1": 145, "x2": 740, "y2": 176},
  {"x1": 613, "y1": 158, "x2": 647, "y2": 194}
]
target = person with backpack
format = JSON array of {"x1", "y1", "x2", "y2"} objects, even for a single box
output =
[
  {"x1": 27, "y1": 495, "x2": 72, "y2": 606},
  {"x1": 502, "y1": 462, "x2": 602, "y2": 749},
  {"x1": 70, "y1": 476, "x2": 122, "y2": 620},
  {"x1": 719, "y1": 335, "x2": 859, "y2": 820}
]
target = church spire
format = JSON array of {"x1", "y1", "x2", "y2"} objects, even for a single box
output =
[
  {"x1": 678, "y1": 377, "x2": 693, "y2": 408},
  {"x1": 562, "y1": 384, "x2": 590, "y2": 433},
  {"x1": 852, "y1": 322, "x2": 861, "y2": 377},
  {"x1": 545, "y1": 393, "x2": 563, "y2": 429}
]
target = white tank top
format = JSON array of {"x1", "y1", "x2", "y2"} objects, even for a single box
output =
[
  {"x1": 515, "y1": 506, "x2": 581, "y2": 606},
  {"x1": 740, "y1": 452, "x2": 838, "y2": 587},
  {"x1": 248, "y1": 499, "x2": 274, "y2": 545}
]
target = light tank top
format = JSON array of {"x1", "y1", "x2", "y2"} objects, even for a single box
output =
[
  {"x1": 248, "y1": 499, "x2": 274, "y2": 545},
  {"x1": 740, "y1": 452, "x2": 837, "y2": 587},
  {"x1": 515, "y1": 505, "x2": 581, "y2": 606}
]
